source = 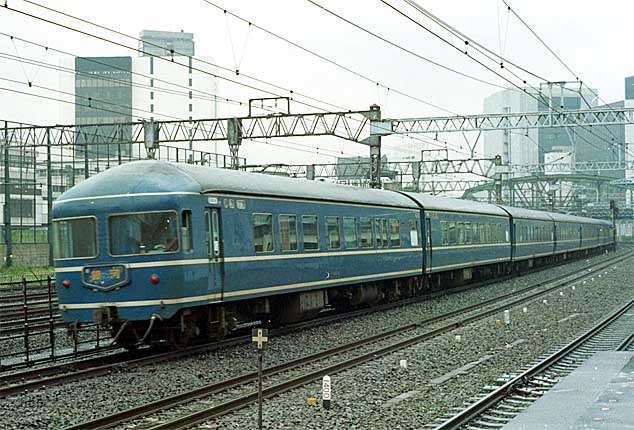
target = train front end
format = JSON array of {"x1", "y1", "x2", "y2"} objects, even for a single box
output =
[{"x1": 52, "y1": 161, "x2": 208, "y2": 348}]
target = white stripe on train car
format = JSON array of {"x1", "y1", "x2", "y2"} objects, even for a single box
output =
[
  {"x1": 53, "y1": 192, "x2": 200, "y2": 205},
  {"x1": 54, "y1": 248, "x2": 423, "y2": 273}
]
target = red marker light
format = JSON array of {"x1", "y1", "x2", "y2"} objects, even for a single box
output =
[
  {"x1": 62, "y1": 280, "x2": 71, "y2": 288},
  {"x1": 150, "y1": 274, "x2": 160, "y2": 285}
]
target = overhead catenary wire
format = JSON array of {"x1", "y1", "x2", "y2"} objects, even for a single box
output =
[
  {"x1": 2, "y1": 1, "x2": 491, "y2": 161},
  {"x1": 0, "y1": 47, "x2": 368, "y2": 159},
  {"x1": 0, "y1": 3, "x2": 420, "y2": 159},
  {"x1": 382, "y1": 0, "x2": 634, "y2": 161},
  {"x1": 499, "y1": 1, "x2": 625, "y2": 152},
  {"x1": 0, "y1": 35, "x2": 366, "y2": 158},
  {"x1": 16, "y1": 0, "x2": 347, "y2": 113},
  {"x1": 304, "y1": 0, "x2": 508, "y2": 91},
  {"x1": 0, "y1": 32, "x2": 247, "y2": 108},
  {"x1": 300, "y1": 0, "x2": 494, "y2": 158},
  {"x1": 400, "y1": 0, "x2": 548, "y2": 84},
  {"x1": 0, "y1": 85, "x2": 365, "y2": 160},
  {"x1": 398, "y1": 0, "x2": 633, "y2": 159},
  {"x1": 198, "y1": 0, "x2": 489, "y2": 158},
  {"x1": 0, "y1": 49, "x2": 243, "y2": 110},
  {"x1": 501, "y1": 0, "x2": 577, "y2": 80},
  {"x1": 200, "y1": 0, "x2": 458, "y2": 115}
]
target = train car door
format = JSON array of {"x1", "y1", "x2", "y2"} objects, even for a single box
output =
[
  {"x1": 511, "y1": 221, "x2": 516, "y2": 261},
  {"x1": 579, "y1": 225, "x2": 583, "y2": 249},
  {"x1": 425, "y1": 217, "x2": 432, "y2": 273},
  {"x1": 204, "y1": 208, "x2": 224, "y2": 300}
]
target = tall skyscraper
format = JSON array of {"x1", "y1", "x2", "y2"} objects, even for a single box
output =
[
  {"x1": 74, "y1": 56, "x2": 133, "y2": 158},
  {"x1": 482, "y1": 84, "x2": 600, "y2": 168},
  {"x1": 139, "y1": 30, "x2": 195, "y2": 57},
  {"x1": 62, "y1": 30, "x2": 218, "y2": 160}
]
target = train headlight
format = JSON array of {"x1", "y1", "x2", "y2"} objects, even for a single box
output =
[
  {"x1": 150, "y1": 274, "x2": 160, "y2": 285},
  {"x1": 62, "y1": 280, "x2": 71, "y2": 288}
]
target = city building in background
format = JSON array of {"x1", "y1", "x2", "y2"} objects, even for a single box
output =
[
  {"x1": 482, "y1": 83, "x2": 600, "y2": 169},
  {"x1": 482, "y1": 86, "x2": 540, "y2": 167},
  {"x1": 59, "y1": 29, "x2": 219, "y2": 160},
  {"x1": 74, "y1": 56, "x2": 133, "y2": 159},
  {"x1": 139, "y1": 29, "x2": 195, "y2": 57}
]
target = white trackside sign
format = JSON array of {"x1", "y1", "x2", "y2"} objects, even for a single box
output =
[{"x1": 322, "y1": 375, "x2": 332, "y2": 409}]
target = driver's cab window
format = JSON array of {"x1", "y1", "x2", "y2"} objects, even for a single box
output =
[{"x1": 109, "y1": 211, "x2": 179, "y2": 256}]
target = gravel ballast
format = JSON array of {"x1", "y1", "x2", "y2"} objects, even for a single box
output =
[
  {"x1": 210, "y1": 253, "x2": 634, "y2": 429},
  {"x1": 0, "y1": 250, "x2": 628, "y2": 429}
]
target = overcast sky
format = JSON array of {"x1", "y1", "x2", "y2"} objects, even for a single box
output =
[{"x1": 0, "y1": 0, "x2": 630, "y2": 165}]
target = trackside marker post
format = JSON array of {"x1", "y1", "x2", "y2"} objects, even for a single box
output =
[
  {"x1": 322, "y1": 375, "x2": 332, "y2": 409},
  {"x1": 252, "y1": 328, "x2": 269, "y2": 430}
]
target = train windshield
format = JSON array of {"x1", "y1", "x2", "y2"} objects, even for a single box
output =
[
  {"x1": 109, "y1": 211, "x2": 179, "y2": 256},
  {"x1": 52, "y1": 217, "x2": 97, "y2": 259}
]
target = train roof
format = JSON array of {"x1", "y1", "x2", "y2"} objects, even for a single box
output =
[
  {"x1": 401, "y1": 192, "x2": 508, "y2": 216},
  {"x1": 548, "y1": 211, "x2": 611, "y2": 225},
  {"x1": 55, "y1": 160, "x2": 419, "y2": 209},
  {"x1": 496, "y1": 205, "x2": 553, "y2": 221}
]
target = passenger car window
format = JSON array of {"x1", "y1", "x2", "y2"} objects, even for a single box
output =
[
  {"x1": 409, "y1": 219, "x2": 419, "y2": 247},
  {"x1": 325, "y1": 217, "x2": 341, "y2": 249},
  {"x1": 279, "y1": 215, "x2": 298, "y2": 251},
  {"x1": 448, "y1": 222, "x2": 456, "y2": 245},
  {"x1": 343, "y1": 217, "x2": 358, "y2": 249},
  {"x1": 382, "y1": 219, "x2": 389, "y2": 247},
  {"x1": 302, "y1": 215, "x2": 319, "y2": 251},
  {"x1": 182, "y1": 210, "x2": 193, "y2": 252},
  {"x1": 253, "y1": 213, "x2": 274, "y2": 253},
  {"x1": 359, "y1": 218, "x2": 373, "y2": 248},
  {"x1": 109, "y1": 211, "x2": 178, "y2": 255},
  {"x1": 374, "y1": 218, "x2": 383, "y2": 248},
  {"x1": 389, "y1": 219, "x2": 400, "y2": 247},
  {"x1": 52, "y1": 217, "x2": 97, "y2": 259}
]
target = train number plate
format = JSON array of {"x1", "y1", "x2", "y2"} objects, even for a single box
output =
[{"x1": 82, "y1": 265, "x2": 128, "y2": 290}]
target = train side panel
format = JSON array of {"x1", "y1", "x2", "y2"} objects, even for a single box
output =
[
  {"x1": 425, "y1": 211, "x2": 511, "y2": 274},
  {"x1": 217, "y1": 195, "x2": 424, "y2": 302},
  {"x1": 513, "y1": 218, "x2": 555, "y2": 260}
]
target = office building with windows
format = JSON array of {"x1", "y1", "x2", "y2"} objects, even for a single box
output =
[{"x1": 59, "y1": 30, "x2": 218, "y2": 159}]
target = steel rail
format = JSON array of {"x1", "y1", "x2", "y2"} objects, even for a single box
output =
[
  {"x1": 0, "y1": 293, "x2": 54, "y2": 303},
  {"x1": 434, "y1": 293, "x2": 634, "y2": 429},
  {"x1": 616, "y1": 331, "x2": 634, "y2": 351}
]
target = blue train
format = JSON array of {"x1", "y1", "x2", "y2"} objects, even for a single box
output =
[{"x1": 52, "y1": 161, "x2": 615, "y2": 348}]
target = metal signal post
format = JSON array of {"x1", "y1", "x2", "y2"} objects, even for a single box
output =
[{"x1": 252, "y1": 327, "x2": 269, "y2": 430}]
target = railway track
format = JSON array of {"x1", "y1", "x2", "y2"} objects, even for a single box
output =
[
  {"x1": 2, "y1": 251, "x2": 622, "y2": 405},
  {"x1": 430, "y1": 291, "x2": 634, "y2": 429},
  {"x1": 60, "y1": 251, "x2": 632, "y2": 430}
]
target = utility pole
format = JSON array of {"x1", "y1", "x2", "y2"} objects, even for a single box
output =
[
  {"x1": 227, "y1": 118, "x2": 242, "y2": 170},
  {"x1": 610, "y1": 199, "x2": 618, "y2": 249},
  {"x1": 46, "y1": 127, "x2": 53, "y2": 267},
  {"x1": 3, "y1": 121, "x2": 11, "y2": 267},
  {"x1": 367, "y1": 104, "x2": 382, "y2": 189}
]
